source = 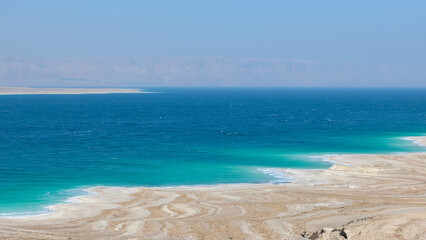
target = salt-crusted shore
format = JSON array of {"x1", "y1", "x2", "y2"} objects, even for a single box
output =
[
  {"x1": 0, "y1": 87, "x2": 144, "y2": 95},
  {"x1": 405, "y1": 136, "x2": 426, "y2": 147},
  {"x1": 0, "y1": 138, "x2": 425, "y2": 240}
]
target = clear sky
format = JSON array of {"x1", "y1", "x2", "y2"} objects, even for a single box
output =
[{"x1": 1, "y1": 0, "x2": 425, "y2": 67}]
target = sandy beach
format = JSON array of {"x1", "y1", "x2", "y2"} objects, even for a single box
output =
[
  {"x1": 0, "y1": 137, "x2": 425, "y2": 240},
  {"x1": 0, "y1": 87, "x2": 144, "y2": 95}
]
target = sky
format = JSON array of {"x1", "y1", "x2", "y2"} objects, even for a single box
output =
[{"x1": 0, "y1": 1, "x2": 425, "y2": 87}]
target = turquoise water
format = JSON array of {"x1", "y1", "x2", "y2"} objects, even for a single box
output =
[{"x1": 0, "y1": 88, "x2": 425, "y2": 215}]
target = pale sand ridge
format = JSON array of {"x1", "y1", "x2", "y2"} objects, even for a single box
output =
[
  {"x1": 0, "y1": 87, "x2": 145, "y2": 95},
  {"x1": 0, "y1": 137, "x2": 425, "y2": 239}
]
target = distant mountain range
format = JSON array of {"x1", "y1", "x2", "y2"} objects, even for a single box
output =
[{"x1": 0, "y1": 57, "x2": 425, "y2": 87}]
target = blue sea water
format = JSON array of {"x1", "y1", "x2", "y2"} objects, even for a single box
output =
[{"x1": 0, "y1": 88, "x2": 425, "y2": 215}]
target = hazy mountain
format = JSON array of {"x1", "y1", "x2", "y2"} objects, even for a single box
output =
[{"x1": 0, "y1": 57, "x2": 425, "y2": 87}]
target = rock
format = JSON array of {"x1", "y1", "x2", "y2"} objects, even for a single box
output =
[{"x1": 302, "y1": 227, "x2": 349, "y2": 240}]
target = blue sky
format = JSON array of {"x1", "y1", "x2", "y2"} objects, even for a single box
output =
[{"x1": 1, "y1": 0, "x2": 425, "y2": 66}]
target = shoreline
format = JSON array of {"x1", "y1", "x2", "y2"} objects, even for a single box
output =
[
  {"x1": 0, "y1": 137, "x2": 425, "y2": 239},
  {"x1": 0, "y1": 87, "x2": 149, "y2": 95},
  {"x1": 0, "y1": 154, "x2": 361, "y2": 218}
]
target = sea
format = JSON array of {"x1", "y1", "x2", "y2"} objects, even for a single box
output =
[{"x1": 0, "y1": 88, "x2": 425, "y2": 215}]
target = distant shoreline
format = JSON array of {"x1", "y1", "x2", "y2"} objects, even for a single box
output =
[{"x1": 0, "y1": 87, "x2": 145, "y2": 95}]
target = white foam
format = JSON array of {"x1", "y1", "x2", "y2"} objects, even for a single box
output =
[
  {"x1": 0, "y1": 188, "x2": 97, "y2": 218},
  {"x1": 257, "y1": 168, "x2": 294, "y2": 184},
  {"x1": 403, "y1": 137, "x2": 426, "y2": 147},
  {"x1": 308, "y1": 154, "x2": 353, "y2": 166},
  {"x1": 0, "y1": 208, "x2": 52, "y2": 218},
  {"x1": 63, "y1": 188, "x2": 97, "y2": 203}
]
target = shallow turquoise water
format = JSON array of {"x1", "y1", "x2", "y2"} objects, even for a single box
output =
[{"x1": 0, "y1": 88, "x2": 425, "y2": 214}]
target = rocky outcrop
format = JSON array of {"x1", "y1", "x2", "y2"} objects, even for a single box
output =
[{"x1": 302, "y1": 227, "x2": 349, "y2": 240}]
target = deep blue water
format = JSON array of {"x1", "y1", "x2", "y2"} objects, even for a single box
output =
[{"x1": 0, "y1": 88, "x2": 425, "y2": 214}]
